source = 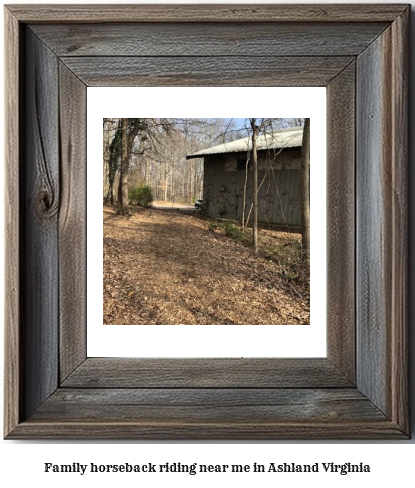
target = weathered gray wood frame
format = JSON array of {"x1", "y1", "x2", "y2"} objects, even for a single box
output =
[{"x1": 4, "y1": 4, "x2": 409, "y2": 439}]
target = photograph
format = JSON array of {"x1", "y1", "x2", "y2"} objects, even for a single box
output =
[
  {"x1": 3, "y1": 1, "x2": 409, "y2": 443},
  {"x1": 103, "y1": 118, "x2": 310, "y2": 326}
]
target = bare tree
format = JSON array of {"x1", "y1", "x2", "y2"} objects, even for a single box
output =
[
  {"x1": 106, "y1": 119, "x2": 122, "y2": 204},
  {"x1": 250, "y1": 118, "x2": 259, "y2": 253},
  {"x1": 105, "y1": 118, "x2": 213, "y2": 208},
  {"x1": 104, "y1": 118, "x2": 305, "y2": 226},
  {"x1": 301, "y1": 118, "x2": 310, "y2": 261},
  {"x1": 117, "y1": 118, "x2": 143, "y2": 215}
]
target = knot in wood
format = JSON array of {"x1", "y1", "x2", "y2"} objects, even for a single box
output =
[{"x1": 36, "y1": 188, "x2": 58, "y2": 219}]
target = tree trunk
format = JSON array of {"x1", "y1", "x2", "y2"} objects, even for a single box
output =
[
  {"x1": 250, "y1": 118, "x2": 259, "y2": 253},
  {"x1": 241, "y1": 153, "x2": 250, "y2": 231},
  {"x1": 108, "y1": 181, "x2": 114, "y2": 205},
  {"x1": 190, "y1": 163, "x2": 193, "y2": 202},
  {"x1": 301, "y1": 118, "x2": 310, "y2": 261},
  {"x1": 117, "y1": 119, "x2": 133, "y2": 215},
  {"x1": 117, "y1": 119, "x2": 130, "y2": 215},
  {"x1": 117, "y1": 119, "x2": 141, "y2": 215},
  {"x1": 164, "y1": 169, "x2": 168, "y2": 201}
]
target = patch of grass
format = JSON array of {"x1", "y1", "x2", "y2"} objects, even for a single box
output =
[
  {"x1": 207, "y1": 218, "x2": 309, "y2": 296},
  {"x1": 262, "y1": 238, "x2": 309, "y2": 288},
  {"x1": 223, "y1": 221, "x2": 243, "y2": 240},
  {"x1": 208, "y1": 221, "x2": 220, "y2": 232},
  {"x1": 208, "y1": 220, "x2": 248, "y2": 243}
]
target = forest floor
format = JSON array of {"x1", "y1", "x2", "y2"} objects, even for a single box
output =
[{"x1": 103, "y1": 205, "x2": 310, "y2": 325}]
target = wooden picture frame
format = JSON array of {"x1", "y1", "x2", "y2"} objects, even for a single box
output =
[{"x1": 4, "y1": 4, "x2": 409, "y2": 439}]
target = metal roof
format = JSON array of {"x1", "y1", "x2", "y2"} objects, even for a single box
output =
[{"x1": 186, "y1": 126, "x2": 303, "y2": 159}]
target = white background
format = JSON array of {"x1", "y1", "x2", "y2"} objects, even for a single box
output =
[
  {"x1": 1, "y1": 1, "x2": 415, "y2": 487},
  {"x1": 88, "y1": 87, "x2": 326, "y2": 357}
]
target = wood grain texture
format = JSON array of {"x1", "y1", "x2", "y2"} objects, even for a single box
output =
[
  {"x1": 20, "y1": 28, "x2": 60, "y2": 420},
  {"x1": 31, "y1": 22, "x2": 388, "y2": 57},
  {"x1": 61, "y1": 56, "x2": 354, "y2": 87},
  {"x1": 58, "y1": 63, "x2": 87, "y2": 381},
  {"x1": 355, "y1": 12, "x2": 408, "y2": 431},
  {"x1": 4, "y1": 6, "x2": 21, "y2": 438},
  {"x1": 62, "y1": 358, "x2": 352, "y2": 388},
  {"x1": 8, "y1": 418, "x2": 406, "y2": 440},
  {"x1": 326, "y1": 61, "x2": 356, "y2": 383},
  {"x1": 32, "y1": 388, "x2": 386, "y2": 422},
  {"x1": 6, "y1": 4, "x2": 409, "y2": 23},
  {"x1": 389, "y1": 8, "x2": 409, "y2": 432},
  {"x1": 356, "y1": 27, "x2": 399, "y2": 418},
  {"x1": 4, "y1": 4, "x2": 410, "y2": 440}
]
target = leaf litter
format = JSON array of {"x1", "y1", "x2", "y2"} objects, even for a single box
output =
[{"x1": 103, "y1": 206, "x2": 310, "y2": 325}]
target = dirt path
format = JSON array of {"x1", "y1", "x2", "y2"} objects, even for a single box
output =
[
  {"x1": 103, "y1": 206, "x2": 310, "y2": 325},
  {"x1": 151, "y1": 200, "x2": 195, "y2": 211}
]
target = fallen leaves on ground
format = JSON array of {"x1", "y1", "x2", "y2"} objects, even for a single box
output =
[{"x1": 103, "y1": 205, "x2": 310, "y2": 325}]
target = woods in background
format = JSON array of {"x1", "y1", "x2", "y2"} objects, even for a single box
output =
[
  {"x1": 103, "y1": 118, "x2": 309, "y2": 258},
  {"x1": 103, "y1": 118, "x2": 245, "y2": 214},
  {"x1": 103, "y1": 119, "x2": 306, "y2": 207}
]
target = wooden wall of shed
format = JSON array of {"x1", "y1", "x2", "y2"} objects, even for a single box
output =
[{"x1": 203, "y1": 149, "x2": 302, "y2": 227}]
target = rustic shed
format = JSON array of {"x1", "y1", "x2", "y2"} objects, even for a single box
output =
[{"x1": 186, "y1": 126, "x2": 304, "y2": 227}]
